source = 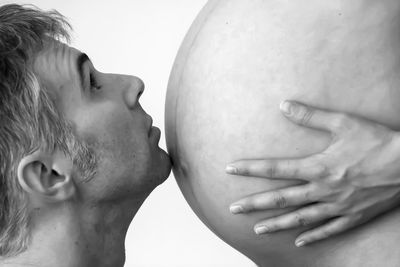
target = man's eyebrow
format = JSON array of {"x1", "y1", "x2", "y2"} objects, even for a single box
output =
[{"x1": 77, "y1": 52, "x2": 91, "y2": 88}]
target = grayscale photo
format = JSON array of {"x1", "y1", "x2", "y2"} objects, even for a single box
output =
[{"x1": 1, "y1": 1, "x2": 400, "y2": 266}]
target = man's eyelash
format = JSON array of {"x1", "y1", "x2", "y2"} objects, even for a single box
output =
[{"x1": 90, "y1": 73, "x2": 101, "y2": 90}]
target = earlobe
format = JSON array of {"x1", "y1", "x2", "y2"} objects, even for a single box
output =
[{"x1": 17, "y1": 150, "x2": 76, "y2": 203}]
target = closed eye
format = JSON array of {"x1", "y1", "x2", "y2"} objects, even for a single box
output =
[
  {"x1": 76, "y1": 52, "x2": 102, "y2": 92},
  {"x1": 89, "y1": 71, "x2": 101, "y2": 91}
]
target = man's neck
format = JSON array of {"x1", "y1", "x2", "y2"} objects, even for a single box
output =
[{"x1": 1, "y1": 198, "x2": 146, "y2": 267}]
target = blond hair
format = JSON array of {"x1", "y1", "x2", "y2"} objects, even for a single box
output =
[{"x1": 0, "y1": 4, "x2": 97, "y2": 257}]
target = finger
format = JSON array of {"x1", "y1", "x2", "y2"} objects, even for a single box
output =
[
  {"x1": 253, "y1": 203, "x2": 335, "y2": 235},
  {"x1": 294, "y1": 216, "x2": 355, "y2": 247},
  {"x1": 226, "y1": 158, "x2": 327, "y2": 180},
  {"x1": 230, "y1": 184, "x2": 316, "y2": 213},
  {"x1": 280, "y1": 100, "x2": 354, "y2": 134}
]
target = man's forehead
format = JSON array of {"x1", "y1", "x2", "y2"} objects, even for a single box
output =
[
  {"x1": 33, "y1": 39, "x2": 82, "y2": 87},
  {"x1": 32, "y1": 39, "x2": 85, "y2": 115},
  {"x1": 35, "y1": 39, "x2": 80, "y2": 67}
]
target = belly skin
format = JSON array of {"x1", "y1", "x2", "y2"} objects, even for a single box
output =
[{"x1": 165, "y1": 1, "x2": 400, "y2": 266}]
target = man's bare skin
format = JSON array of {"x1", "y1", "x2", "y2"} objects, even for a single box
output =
[{"x1": 0, "y1": 6, "x2": 171, "y2": 266}]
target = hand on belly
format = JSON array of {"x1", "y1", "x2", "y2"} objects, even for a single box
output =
[{"x1": 226, "y1": 100, "x2": 400, "y2": 247}]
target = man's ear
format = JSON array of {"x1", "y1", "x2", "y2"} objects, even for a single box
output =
[{"x1": 17, "y1": 149, "x2": 76, "y2": 203}]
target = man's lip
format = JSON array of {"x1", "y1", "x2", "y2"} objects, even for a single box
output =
[
  {"x1": 147, "y1": 116, "x2": 153, "y2": 136},
  {"x1": 149, "y1": 126, "x2": 161, "y2": 141}
]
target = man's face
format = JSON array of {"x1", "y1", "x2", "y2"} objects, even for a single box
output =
[{"x1": 33, "y1": 40, "x2": 171, "y2": 202}]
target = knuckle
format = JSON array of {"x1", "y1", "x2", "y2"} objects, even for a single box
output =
[
  {"x1": 315, "y1": 163, "x2": 330, "y2": 178},
  {"x1": 328, "y1": 168, "x2": 349, "y2": 185},
  {"x1": 304, "y1": 186, "x2": 319, "y2": 203},
  {"x1": 266, "y1": 163, "x2": 277, "y2": 178},
  {"x1": 294, "y1": 212, "x2": 309, "y2": 226},
  {"x1": 307, "y1": 156, "x2": 330, "y2": 178},
  {"x1": 299, "y1": 108, "x2": 315, "y2": 126},
  {"x1": 272, "y1": 191, "x2": 287, "y2": 208},
  {"x1": 237, "y1": 167, "x2": 250, "y2": 176},
  {"x1": 304, "y1": 185, "x2": 317, "y2": 202}
]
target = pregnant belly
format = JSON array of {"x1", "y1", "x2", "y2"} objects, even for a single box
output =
[{"x1": 165, "y1": 0, "x2": 400, "y2": 266}]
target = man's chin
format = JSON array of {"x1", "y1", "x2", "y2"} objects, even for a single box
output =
[
  {"x1": 148, "y1": 149, "x2": 172, "y2": 189},
  {"x1": 158, "y1": 150, "x2": 172, "y2": 184}
]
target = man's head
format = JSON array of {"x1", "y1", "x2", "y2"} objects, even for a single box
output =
[{"x1": 0, "y1": 4, "x2": 171, "y2": 257}]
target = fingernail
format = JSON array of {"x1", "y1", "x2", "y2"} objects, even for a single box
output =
[
  {"x1": 254, "y1": 226, "x2": 269, "y2": 235},
  {"x1": 230, "y1": 205, "x2": 243, "y2": 214},
  {"x1": 280, "y1": 101, "x2": 292, "y2": 116},
  {"x1": 295, "y1": 240, "x2": 305, "y2": 247},
  {"x1": 226, "y1": 165, "x2": 237, "y2": 174}
]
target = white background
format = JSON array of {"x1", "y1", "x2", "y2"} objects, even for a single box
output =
[{"x1": 3, "y1": 0, "x2": 256, "y2": 266}]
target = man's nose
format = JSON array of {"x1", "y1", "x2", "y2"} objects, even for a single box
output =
[{"x1": 123, "y1": 75, "x2": 145, "y2": 108}]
